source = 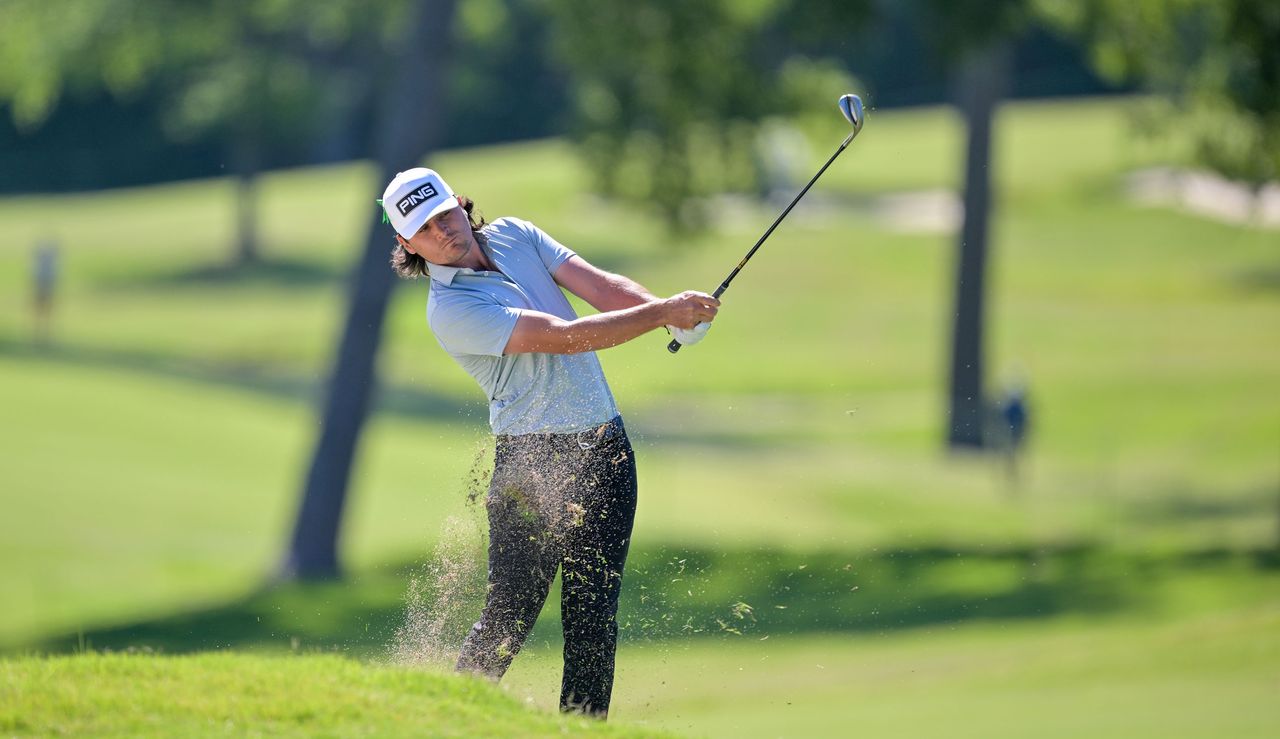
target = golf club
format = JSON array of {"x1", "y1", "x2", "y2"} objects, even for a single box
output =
[{"x1": 668, "y1": 93, "x2": 865, "y2": 354}]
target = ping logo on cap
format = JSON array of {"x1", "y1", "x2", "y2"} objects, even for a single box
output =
[{"x1": 396, "y1": 182, "x2": 440, "y2": 216}]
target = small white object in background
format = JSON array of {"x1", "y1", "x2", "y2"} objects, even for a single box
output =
[{"x1": 1127, "y1": 167, "x2": 1280, "y2": 229}]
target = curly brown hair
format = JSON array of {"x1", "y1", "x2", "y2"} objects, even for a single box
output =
[{"x1": 389, "y1": 195, "x2": 488, "y2": 279}]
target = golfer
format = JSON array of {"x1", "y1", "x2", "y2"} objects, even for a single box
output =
[{"x1": 382, "y1": 168, "x2": 717, "y2": 718}]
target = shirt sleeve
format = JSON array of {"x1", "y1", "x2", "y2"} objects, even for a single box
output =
[
  {"x1": 430, "y1": 294, "x2": 522, "y2": 357},
  {"x1": 518, "y1": 218, "x2": 577, "y2": 274}
]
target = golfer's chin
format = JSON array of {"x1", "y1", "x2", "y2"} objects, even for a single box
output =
[{"x1": 441, "y1": 239, "x2": 474, "y2": 267}]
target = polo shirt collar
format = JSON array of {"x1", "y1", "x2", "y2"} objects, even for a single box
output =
[
  {"x1": 426, "y1": 240, "x2": 498, "y2": 286},
  {"x1": 426, "y1": 261, "x2": 463, "y2": 286}
]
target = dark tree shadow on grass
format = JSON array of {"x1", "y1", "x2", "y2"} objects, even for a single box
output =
[
  {"x1": 0, "y1": 337, "x2": 481, "y2": 423},
  {"x1": 13, "y1": 545, "x2": 1273, "y2": 658},
  {"x1": 96, "y1": 255, "x2": 345, "y2": 293},
  {"x1": 1228, "y1": 262, "x2": 1280, "y2": 294}
]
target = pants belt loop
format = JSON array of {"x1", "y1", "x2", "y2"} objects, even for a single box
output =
[{"x1": 576, "y1": 416, "x2": 622, "y2": 451}]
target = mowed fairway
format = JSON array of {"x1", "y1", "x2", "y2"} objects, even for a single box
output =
[
  {"x1": 509, "y1": 597, "x2": 1280, "y2": 738},
  {"x1": 2, "y1": 97, "x2": 1278, "y2": 736}
]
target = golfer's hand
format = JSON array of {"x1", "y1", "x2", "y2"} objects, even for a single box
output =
[
  {"x1": 667, "y1": 322, "x2": 711, "y2": 346},
  {"x1": 662, "y1": 291, "x2": 719, "y2": 330}
]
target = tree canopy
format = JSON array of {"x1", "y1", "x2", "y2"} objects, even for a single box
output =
[
  {"x1": 1047, "y1": 0, "x2": 1280, "y2": 185},
  {"x1": 547, "y1": 0, "x2": 863, "y2": 232},
  {"x1": 0, "y1": 0, "x2": 413, "y2": 151}
]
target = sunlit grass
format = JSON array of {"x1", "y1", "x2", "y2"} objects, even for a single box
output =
[{"x1": 0, "y1": 652, "x2": 660, "y2": 737}]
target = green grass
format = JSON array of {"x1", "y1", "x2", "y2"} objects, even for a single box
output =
[
  {"x1": 651, "y1": 603, "x2": 1277, "y2": 738},
  {"x1": 0, "y1": 352, "x2": 486, "y2": 646},
  {"x1": 1, "y1": 96, "x2": 1278, "y2": 735},
  {"x1": 20, "y1": 547, "x2": 1276, "y2": 655},
  {"x1": 510, "y1": 597, "x2": 1280, "y2": 738},
  {"x1": 10, "y1": 549, "x2": 1275, "y2": 737},
  {"x1": 0, "y1": 653, "x2": 663, "y2": 737},
  {"x1": 7, "y1": 601, "x2": 1274, "y2": 739}
]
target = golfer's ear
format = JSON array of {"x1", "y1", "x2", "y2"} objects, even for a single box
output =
[{"x1": 396, "y1": 235, "x2": 414, "y2": 253}]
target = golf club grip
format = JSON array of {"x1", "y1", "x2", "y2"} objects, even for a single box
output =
[{"x1": 668, "y1": 284, "x2": 725, "y2": 354}]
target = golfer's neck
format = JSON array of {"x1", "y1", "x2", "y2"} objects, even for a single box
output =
[
  {"x1": 473, "y1": 239, "x2": 498, "y2": 272},
  {"x1": 454, "y1": 238, "x2": 494, "y2": 272}
]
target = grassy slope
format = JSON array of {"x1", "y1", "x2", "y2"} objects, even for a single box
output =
[
  {"x1": 9, "y1": 547, "x2": 1273, "y2": 738},
  {"x1": 0, "y1": 653, "x2": 662, "y2": 738},
  {"x1": 6, "y1": 601, "x2": 1270, "y2": 739}
]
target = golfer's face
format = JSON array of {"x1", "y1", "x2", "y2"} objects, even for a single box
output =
[{"x1": 405, "y1": 206, "x2": 476, "y2": 266}]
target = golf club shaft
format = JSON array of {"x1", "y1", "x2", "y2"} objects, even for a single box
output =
[{"x1": 668, "y1": 130, "x2": 856, "y2": 354}]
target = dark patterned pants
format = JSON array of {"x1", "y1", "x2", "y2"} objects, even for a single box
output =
[{"x1": 456, "y1": 416, "x2": 637, "y2": 719}]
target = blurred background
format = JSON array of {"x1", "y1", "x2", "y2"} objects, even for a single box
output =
[{"x1": 1, "y1": 0, "x2": 1277, "y2": 736}]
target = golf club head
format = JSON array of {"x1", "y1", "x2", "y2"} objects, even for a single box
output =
[{"x1": 838, "y1": 94, "x2": 864, "y2": 137}]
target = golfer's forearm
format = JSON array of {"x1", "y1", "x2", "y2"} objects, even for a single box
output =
[
  {"x1": 506, "y1": 302, "x2": 668, "y2": 355},
  {"x1": 554, "y1": 256, "x2": 657, "y2": 311},
  {"x1": 590, "y1": 272, "x2": 657, "y2": 311}
]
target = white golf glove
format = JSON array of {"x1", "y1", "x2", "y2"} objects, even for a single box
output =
[{"x1": 667, "y1": 321, "x2": 711, "y2": 347}]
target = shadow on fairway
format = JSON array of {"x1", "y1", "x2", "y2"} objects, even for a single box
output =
[
  {"x1": 96, "y1": 255, "x2": 345, "y2": 293},
  {"x1": 15, "y1": 545, "x2": 1273, "y2": 657},
  {"x1": 1229, "y1": 262, "x2": 1280, "y2": 294},
  {"x1": 0, "y1": 337, "x2": 481, "y2": 423}
]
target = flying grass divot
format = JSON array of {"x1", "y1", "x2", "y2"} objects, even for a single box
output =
[{"x1": 0, "y1": 653, "x2": 666, "y2": 737}]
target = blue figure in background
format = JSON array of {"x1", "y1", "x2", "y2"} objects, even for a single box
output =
[
  {"x1": 993, "y1": 376, "x2": 1031, "y2": 493},
  {"x1": 1000, "y1": 388, "x2": 1028, "y2": 450}
]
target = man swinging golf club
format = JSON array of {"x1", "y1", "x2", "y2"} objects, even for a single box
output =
[{"x1": 382, "y1": 167, "x2": 717, "y2": 718}]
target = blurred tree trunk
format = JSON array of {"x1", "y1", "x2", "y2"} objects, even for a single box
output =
[
  {"x1": 234, "y1": 172, "x2": 258, "y2": 264},
  {"x1": 230, "y1": 55, "x2": 268, "y2": 267},
  {"x1": 946, "y1": 42, "x2": 1011, "y2": 449},
  {"x1": 231, "y1": 134, "x2": 260, "y2": 265},
  {"x1": 280, "y1": 0, "x2": 457, "y2": 580}
]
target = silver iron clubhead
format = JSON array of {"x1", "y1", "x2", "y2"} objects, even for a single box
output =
[{"x1": 838, "y1": 94, "x2": 864, "y2": 136}]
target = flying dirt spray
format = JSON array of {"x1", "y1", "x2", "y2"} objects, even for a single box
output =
[{"x1": 390, "y1": 443, "x2": 492, "y2": 667}]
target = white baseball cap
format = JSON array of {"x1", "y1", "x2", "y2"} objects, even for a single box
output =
[{"x1": 380, "y1": 167, "x2": 459, "y2": 239}]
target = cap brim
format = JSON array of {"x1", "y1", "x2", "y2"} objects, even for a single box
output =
[{"x1": 396, "y1": 195, "x2": 460, "y2": 239}]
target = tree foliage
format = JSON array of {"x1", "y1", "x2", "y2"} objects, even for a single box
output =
[
  {"x1": 1045, "y1": 0, "x2": 1280, "y2": 185},
  {"x1": 547, "y1": 0, "x2": 863, "y2": 232},
  {"x1": 0, "y1": 0, "x2": 189, "y2": 129},
  {"x1": 0, "y1": 0, "x2": 412, "y2": 144},
  {"x1": 0, "y1": 1, "x2": 420, "y2": 262},
  {"x1": 914, "y1": 0, "x2": 1033, "y2": 58}
]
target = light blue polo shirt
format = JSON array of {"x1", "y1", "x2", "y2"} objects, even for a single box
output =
[{"x1": 424, "y1": 217, "x2": 620, "y2": 435}]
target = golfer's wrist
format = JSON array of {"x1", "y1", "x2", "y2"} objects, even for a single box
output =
[{"x1": 652, "y1": 298, "x2": 679, "y2": 329}]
